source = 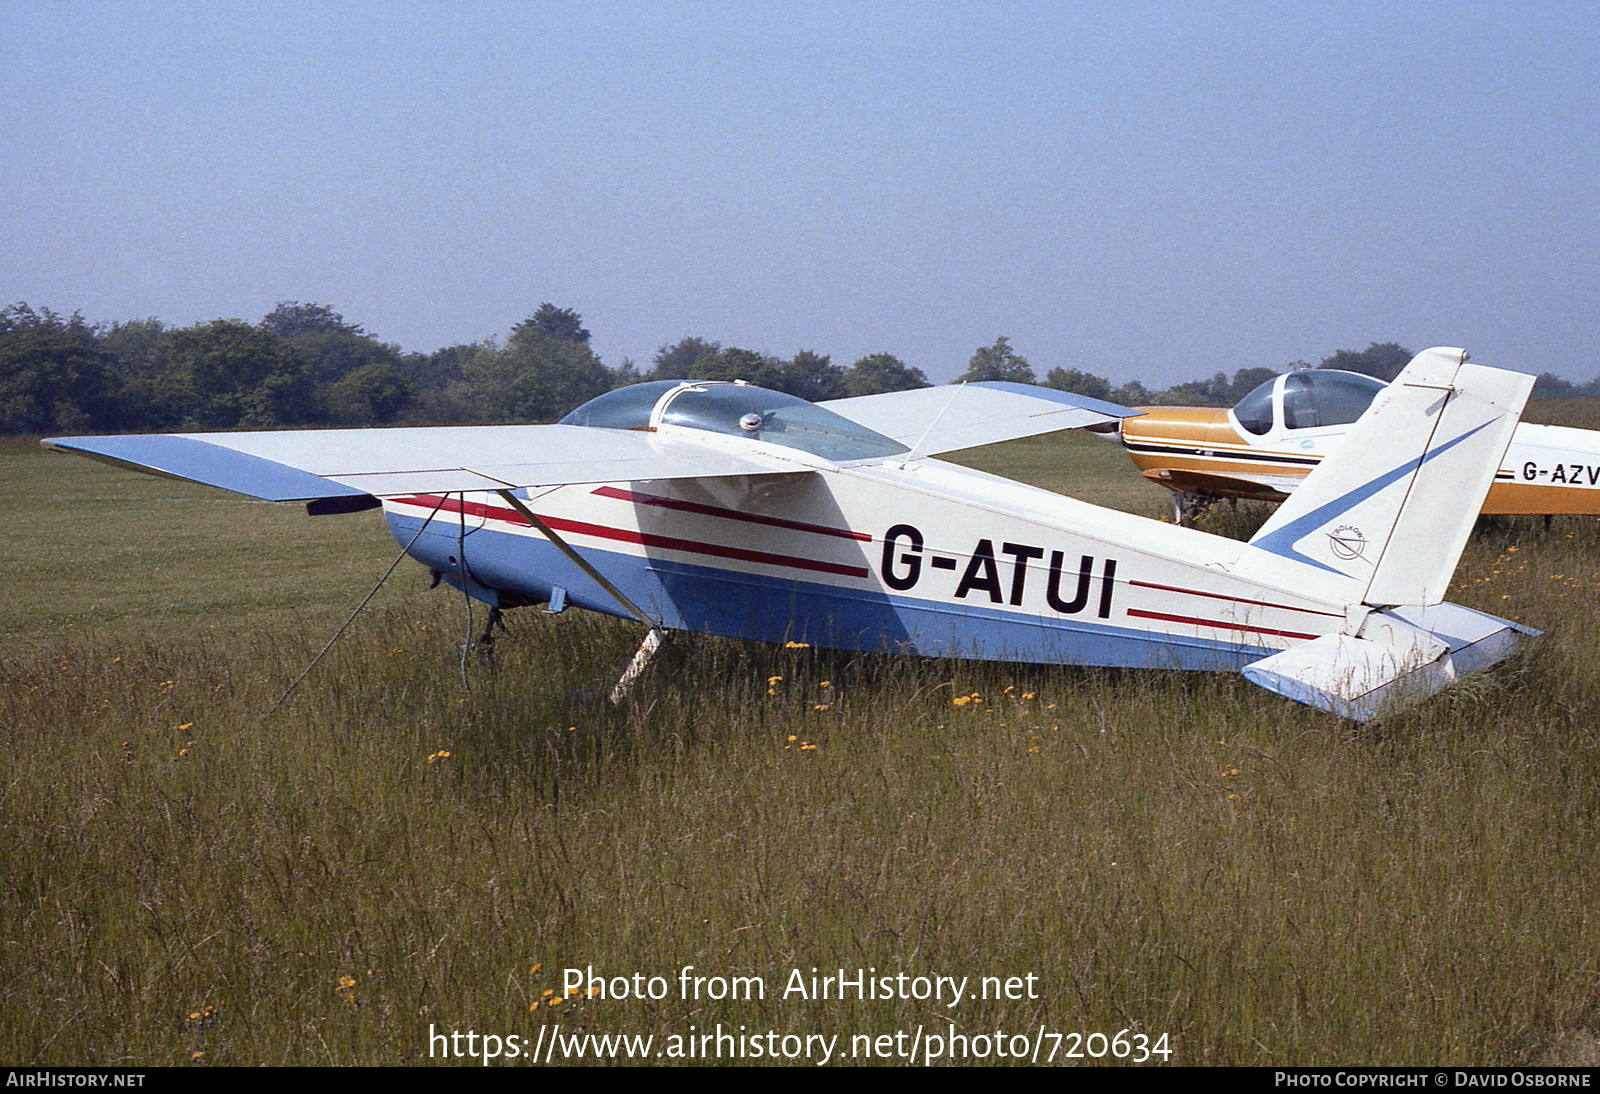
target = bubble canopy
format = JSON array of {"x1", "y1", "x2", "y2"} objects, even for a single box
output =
[
  {"x1": 1231, "y1": 370, "x2": 1387, "y2": 436},
  {"x1": 561, "y1": 381, "x2": 910, "y2": 463}
]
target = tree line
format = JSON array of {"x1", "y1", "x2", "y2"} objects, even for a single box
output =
[
  {"x1": 2, "y1": 301, "x2": 1579, "y2": 436},
  {"x1": 0, "y1": 301, "x2": 939, "y2": 434}
]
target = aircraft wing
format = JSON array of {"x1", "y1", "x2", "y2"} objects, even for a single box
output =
[
  {"x1": 821, "y1": 382, "x2": 1141, "y2": 455},
  {"x1": 43, "y1": 425, "x2": 810, "y2": 503}
]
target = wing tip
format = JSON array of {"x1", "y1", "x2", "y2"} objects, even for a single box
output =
[{"x1": 43, "y1": 432, "x2": 370, "y2": 503}]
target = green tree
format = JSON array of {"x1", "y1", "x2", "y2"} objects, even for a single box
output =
[
  {"x1": 1042, "y1": 367, "x2": 1112, "y2": 401},
  {"x1": 611, "y1": 357, "x2": 642, "y2": 386},
  {"x1": 513, "y1": 303, "x2": 590, "y2": 345},
  {"x1": 405, "y1": 343, "x2": 494, "y2": 424},
  {"x1": 261, "y1": 301, "x2": 364, "y2": 339},
  {"x1": 650, "y1": 336, "x2": 721, "y2": 380},
  {"x1": 688, "y1": 347, "x2": 786, "y2": 390},
  {"x1": 841, "y1": 353, "x2": 929, "y2": 396},
  {"x1": 1533, "y1": 373, "x2": 1580, "y2": 398},
  {"x1": 465, "y1": 325, "x2": 612, "y2": 422},
  {"x1": 323, "y1": 361, "x2": 417, "y2": 425},
  {"x1": 1154, "y1": 372, "x2": 1231, "y2": 406},
  {"x1": 404, "y1": 344, "x2": 484, "y2": 391},
  {"x1": 1319, "y1": 342, "x2": 1413, "y2": 382},
  {"x1": 101, "y1": 317, "x2": 168, "y2": 381},
  {"x1": 780, "y1": 349, "x2": 844, "y2": 401},
  {"x1": 292, "y1": 330, "x2": 405, "y2": 388},
  {"x1": 1110, "y1": 379, "x2": 1151, "y2": 406},
  {"x1": 100, "y1": 318, "x2": 170, "y2": 429},
  {"x1": 156, "y1": 320, "x2": 311, "y2": 428},
  {"x1": 958, "y1": 336, "x2": 1035, "y2": 384},
  {"x1": 1227, "y1": 367, "x2": 1280, "y2": 402},
  {"x1": 260, "y1": 301, "x2": 410, "y2": 422},
  {"x1": 0, "y1": 304, "x2": 115, "y2": 432}
]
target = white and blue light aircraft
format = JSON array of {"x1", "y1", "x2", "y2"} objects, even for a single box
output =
[{"x1": 47, "y1": 347, "x2": 1536, "y2": 721}]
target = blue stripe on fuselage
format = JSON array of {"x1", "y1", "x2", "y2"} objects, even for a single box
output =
[
  {"x1": 387, "y1": 511, "x2": 1275, "y2": 672},
  {"x1": 1250, "y1": 420, "x2": 1495, "y2": 574}
]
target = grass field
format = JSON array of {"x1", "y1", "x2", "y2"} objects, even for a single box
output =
[{"x1": 6, "y1": 423, "x2": 1600, "y2": 1067}]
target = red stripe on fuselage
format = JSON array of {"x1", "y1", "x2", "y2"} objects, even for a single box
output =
[
  {"x1": 589, "y1": 485, "x2": 870, "y2": 541},
  {"x1": 1128, "y1": 579, "x2": 1343, "y2": 618},
  {"x1": 390, "y1": 494, "x2": 870, "y2": 579},
  {"x1": 1124, "y1": 607, "x2": 1321, "y2": 641}
]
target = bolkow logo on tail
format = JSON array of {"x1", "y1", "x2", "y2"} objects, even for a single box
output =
[{"x1": 1326, "y1": 524, "x2": 1367, "y2": 562}]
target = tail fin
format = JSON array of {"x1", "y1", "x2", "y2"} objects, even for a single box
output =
[{"x1": 1246, "y1": 348, "x2": 1532, "y2": 605}]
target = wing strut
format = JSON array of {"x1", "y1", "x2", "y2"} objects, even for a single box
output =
[
  {"x1": 492, "y1": 490, "x2": 656, "y2": 627},
  {"x1": 491, "y1": 490, "x2": 666, "y2": 701}
]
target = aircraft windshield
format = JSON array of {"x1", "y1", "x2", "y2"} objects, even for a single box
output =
[
  {"x1": 1281, "y1": 370, "x2": 1386, "y2": 430},
  {"x1": 559, "y1": 380, "x2": 683, "y2": 429},
  {"x1": 1233, "y1": 370, "x2": 1387, "y2": 435},
  {"x1": 1234, "y1": 378, "x2": 1276, "y2": 435},
  {"x1": 660, "y1": 384, "x2": 909, "y2": 462}
]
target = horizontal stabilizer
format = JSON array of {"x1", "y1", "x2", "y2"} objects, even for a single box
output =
[
  {"x1": 822, "y1": 382, "x2": 1140, "y2": 456},
  {"x1": 1242, "y1": 603, "x2": 1536, "y2": 721},
  {"x1": 44, "y1": 424, "x2": 810, "y2": 502}
]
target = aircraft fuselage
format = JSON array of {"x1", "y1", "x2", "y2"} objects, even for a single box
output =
[{"x1": 386, "y1": 454, "x2": 1352, "y2": 673}]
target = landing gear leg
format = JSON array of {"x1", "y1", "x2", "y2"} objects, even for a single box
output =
[
  {"x1": 487, "y1": 490, "x2": 669, "y2": 705},
  {"x1": 611, "y1": 629, "x2": 666, "y2": 704},
  {"x1": 472, "y1": 606, "x2": 510, "y2": 653},
  {"x1": 1173, "y1": 491, "x2": 1218, "y2": 528}
]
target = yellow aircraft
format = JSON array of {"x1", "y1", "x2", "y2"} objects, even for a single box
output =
[{"x1": 1116, "y1": 366, "x2": 1600, "y2": 522}]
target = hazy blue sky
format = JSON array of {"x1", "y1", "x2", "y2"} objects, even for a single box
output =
[{"x1": 4, "y1": 1, "x2": 1597, "y2": 385}]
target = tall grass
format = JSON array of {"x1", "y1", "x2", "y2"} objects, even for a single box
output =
[{"x1": 5, "y1": 437, "x2": 1600, "y2": 1065}]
